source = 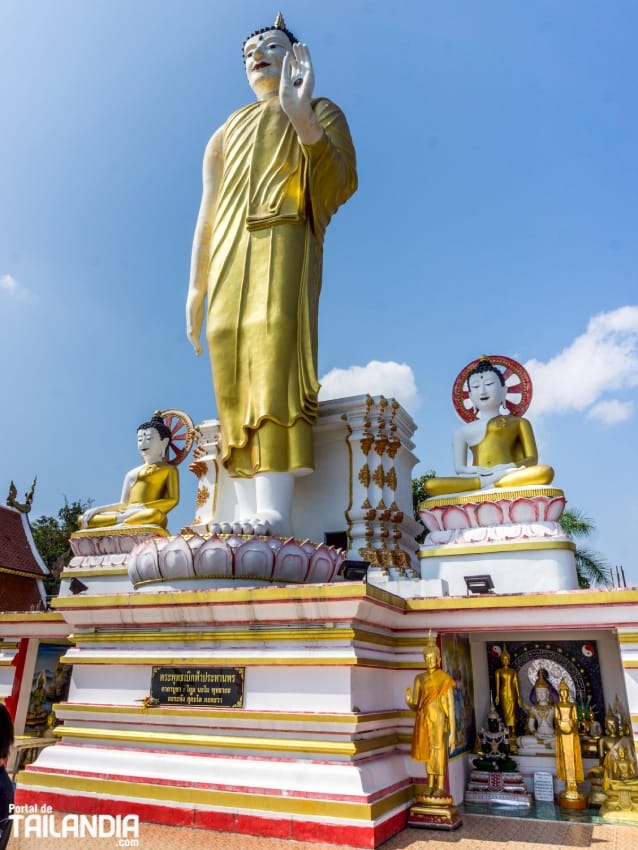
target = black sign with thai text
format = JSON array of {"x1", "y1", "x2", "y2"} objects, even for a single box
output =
[{"x1": 150, "y1": 667, "x2": 244, "y2": 707}]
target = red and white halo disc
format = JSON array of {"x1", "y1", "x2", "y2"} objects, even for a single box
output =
[
  {"x1": 159, "y1": 409, "x2": 195, "y2": 466},
  {"x1": 452, "y1": 355, "x2": 533, "y2": 422}
]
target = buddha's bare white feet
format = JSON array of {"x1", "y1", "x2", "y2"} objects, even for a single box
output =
[
  {"x1": 210, "y1": 522, "x2": 233, "y2": 534},
  {"x1": 252, "y1": 510, "x2": 290, "y2": 537},
  {"x1": 229, "y1": 514, "x2": 287, "y2": 537},
  {"x1": 210, "y1": 519, "x2": 275, "y2": 536},
  {"x1": 230, "y1": 520, "x2": 260, "y2": 535},
  {"x1": 234, "y1": 517, "x2": 273, "y2": 536}
]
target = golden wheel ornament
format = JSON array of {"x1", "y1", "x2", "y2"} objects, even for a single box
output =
[
  {"x1": 452, "y1": 355, "x2": 533, "y2": 422},
  {"x1": 159, "y1": 409, "x2": 195, "y2": 466}
]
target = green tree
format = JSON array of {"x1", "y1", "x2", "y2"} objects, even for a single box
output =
[
  {"x1": 31, "y1": 499, "x2": 90, "y2": 597},
  {"x1": 412, "y1": 471, "x2": 436, "y2": 544},
  {"x1": 558, "y1": 508, "x2": 611, "y2": 589}
]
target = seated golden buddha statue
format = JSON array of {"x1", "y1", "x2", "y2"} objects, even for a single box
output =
[
  {"x1": 78, "y1": 413, "x2": 179, "y2": 531},
  {"x1": 425, "y1": 357, "x2": 554, "y2": 498}
]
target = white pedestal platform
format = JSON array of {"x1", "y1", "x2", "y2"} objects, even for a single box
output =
[
  {"x1": 16, "y1": 395, "x2": 638, "y2": 849},
  {"x1": 419, "y1": 487, "x2": 580, "y2": 595},
  {"x1": 188, "y1": 395, "x2": 422, "y2": 572},
  {"x1": 17, "y1": 585, "x2": 426, "y2": 848},
  {"x1": 420, "y1": 544, "x2": 578, "y2": 597}
]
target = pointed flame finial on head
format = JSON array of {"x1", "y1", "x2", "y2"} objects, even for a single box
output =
[
  {"x1": 558, "y1": 678, "x2": 570, "y2": 697},
  {"x1": 423, "y1": 629, "x2": 439, "y2": 656}
]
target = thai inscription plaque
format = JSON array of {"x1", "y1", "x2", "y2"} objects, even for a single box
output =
[{"x1": 151, "y1": 667, "x2": 244, "y2": 707}]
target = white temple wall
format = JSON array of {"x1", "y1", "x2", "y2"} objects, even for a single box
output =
[
  {"x1": 597, "y1": 632, "x2": 629, "y2": 707},
  {"x1": 0, "y1": 639, "x2": 18, "y2": 700},
  {"x1": 68, "y1": 663, "x2": 374, "y2": 714},
  {"x1": 244, "y1": 666, "x2": 353, "y2": 712},
  {"x1": 421, "y1": 547, "x2": 578, "y2": 597},
  {"x1": 470, "y1": 636, "x2": 491, "y2": 726},
  {"x1": 68, "y1": 665, "x2": 152, "y2": 705},
  {"x1": 0, "y1": 672, "x2": 12, "y2": 701},
  {"x1": 349, "y1": 666, "x2": 405, "y2": 713},
  {"x1": 448, "y1": 755, "x2": 468, "y2": 804},
  {"x1": 293, "y1": 410, "x2": 351, "y2": 542},
  {"x1": 623, "y1": 669, "x2": 638, "y2": 712}
]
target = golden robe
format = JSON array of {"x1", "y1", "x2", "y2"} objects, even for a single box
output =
[
  {"x1": 555, "y1": 701, "x2": 584, "y2": 783},
  {"x1": 411, "y1": 668, "x2": 455, "y2": 776},
  {"x1": 424, "y1": 414, "x2": 554, "y2": 497},
  {"x1": 494, "y1": 666, "x2": 520, "y2": 728},
  {"x1": 206, "y1": 97, "x2": 357, "y2": 477}
]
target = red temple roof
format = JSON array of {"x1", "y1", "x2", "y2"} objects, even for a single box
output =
[{"x1": 0, "y1": 505, "x2": 48, "y2": 577}]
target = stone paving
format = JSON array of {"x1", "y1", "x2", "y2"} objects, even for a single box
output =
[{"x1": 6, "y1": 813, "x2": 638, "y2": 850}]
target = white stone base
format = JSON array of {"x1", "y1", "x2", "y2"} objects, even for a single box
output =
[
  {"x1": 366, "y1": 567, "x2": 448, "y2": 598},
  {"x1": 419, "y1": 544, "x2": 579, "y2": 596},
  {"x1": 187, "y1": 395, "x2": 422, "y2": 570}
]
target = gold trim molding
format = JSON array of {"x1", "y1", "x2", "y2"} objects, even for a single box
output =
[
  {"x1": 55, "y1": 724, "x2": 399, "y2": 757},
  {"x1": 57, "y1": 703, "x2": 401, "y2": 724},
  {"x1": 59, "y1": 654, "x2": 402, "y2": 669},
  {"x1": 419, "y1": 540, "x2": 576, "y2": 558},
  {"x1": 421, "y1": 487, "x2": 565, "y2": 509}
]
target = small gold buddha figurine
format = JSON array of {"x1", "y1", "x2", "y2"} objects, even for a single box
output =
[
  {"x1": 599, "y1": 711, "x2": 638, "y2": 818},
  {"x1": 78, "y1": 413, "x2": 179, "y2": 530},
  {"x1": 554, "y1": 679, "x2": 586, "y2": 808},
  {"x1": 599, "y1": 714, "x2": 622, "y2": 764},
  {"x1": 405, "y1": 633, "x2": 456, "y2": 803},
  {"x1": 588, "y1": 713, "x2": 621, "y2": 806},
  {"x1": 424, "y1": 357, "x2": 554, "y2": 498},
  {"x1": 610, "y1": 745, "x2": 637, "y2": 781}
]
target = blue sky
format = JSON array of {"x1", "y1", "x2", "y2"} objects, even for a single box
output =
[{"x1": 1, "y1": 1, "x2": 637, "y2": 584}]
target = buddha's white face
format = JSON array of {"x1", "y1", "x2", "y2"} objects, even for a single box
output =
[
  {"x1": 137, "y1": 428, "x2": 168, "y2": 464},
  {"x1": 244, "y1": 29, "x2": 291, "y2": 99},
  {"x1": 467, "y1": 369, "x2": 507, "y2": 415},
  {"x1": 535, "y1": 687, "x2": 550, "y2": 706}
]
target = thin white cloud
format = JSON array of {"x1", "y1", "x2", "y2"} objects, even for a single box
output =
[
  {"x1": 319, "y1": 360, "x2": 420, "y2": 412},
  {"x1": 0, "y1": 274, "x2": 34, "y2": 301},
  {"x1": 586, "y1": 399, "x2": 634, "y2": 425},
  {"x1": 525, "y1": 306, "x2": 638, "y2": 423}
]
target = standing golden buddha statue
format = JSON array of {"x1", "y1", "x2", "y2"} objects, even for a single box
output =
[
  {"x1": 405, "y1": 633, "x2": 461, "y2": 829},
  {"x1": 186, "y1": 14, "x2": 357, "y2": 537},
  {"x1": 494, "y1": 647, "x2": 522, "y2": 753},
  {"x1": 554, "y1": 680, "x2": 586, "y2": 809}
]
